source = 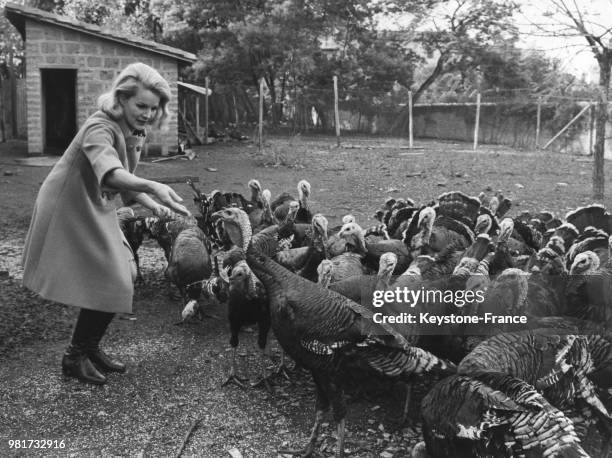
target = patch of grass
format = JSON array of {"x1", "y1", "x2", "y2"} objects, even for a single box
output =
[{"x1": 253, "y1": 138, "x2": 309, "y2": 169}]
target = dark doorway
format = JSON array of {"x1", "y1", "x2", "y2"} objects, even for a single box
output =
[{"x1": 41, "y1": 69, "x2": 77, "y2": 155}]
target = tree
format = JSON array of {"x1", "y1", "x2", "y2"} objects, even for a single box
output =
[
  {"x1": 522, "y1": 0, "x2": 612, "y2": 199},
  {"x1": 160, "y1": 0, "x2": 429, "y2": 125},
  {"x1": 410, "y1": 0, "x2": 519, "y2": 102},
  {"x1": 386, "y1": 0, "x2": 519, "y2": 133},
  {"x1": 57, "y1": 0, "x2": 163, "y2": 40}
]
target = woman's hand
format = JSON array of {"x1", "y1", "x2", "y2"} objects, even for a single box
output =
[
  {"x1": 151, "y1": 204, "x2": 174, "y2": 219},
  {"x1": 150, "y1": 183, "x2": 191, "y2": 217}
]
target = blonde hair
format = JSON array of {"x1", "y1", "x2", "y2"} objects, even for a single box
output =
[{"x1": 97, "y1": 63, "x2": 171, "y2": 130}]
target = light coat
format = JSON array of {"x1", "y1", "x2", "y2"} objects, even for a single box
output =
[{"x1": 22, "y1": 111, "x2": 143, "y2": 313}]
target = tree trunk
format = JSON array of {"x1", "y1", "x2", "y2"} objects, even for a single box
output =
[
  {"x1": 593, "y1": 53, "x2": 612, "y2": 200},
  {"x1": 386, "y1": 52, "x2": 447, "y2": 135},
  {"x1": 412, "y1": 54, "x2": 447, "y2": 104},
  {"x1": 279, "y1": 72, "x2": 287, "y2": 123},
  {"x1": 265, "y1": 71, "x2": 278, "y2": 125},
  {"x1": 240, "y1": 86, "x2": 256, "y2": 122}
]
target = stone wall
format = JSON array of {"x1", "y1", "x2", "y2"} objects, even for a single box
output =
[{"x1": 25, "y1": 19, "x2": 180, "y2": 155}]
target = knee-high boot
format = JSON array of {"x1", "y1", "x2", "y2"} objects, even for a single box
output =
[
  {"x1": 86, "y1": 311, "x2": 126, "y2": 373},
  {"x1": 62, "y1": 309, "x2": 107, "y2": 385}
]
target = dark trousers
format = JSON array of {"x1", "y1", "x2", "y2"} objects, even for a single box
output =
[{"x1": 71, "y1": 309, "x2": 115, "y2": 349}]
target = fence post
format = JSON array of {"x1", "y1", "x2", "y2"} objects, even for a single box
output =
[
  {"x1": 258, "y1": 77, "x2": 264, "y2": 153},
  {"x1": 0, "y1": 85, "x2": 5, "y2": 143},
  {"x1": 333, "y1": 75, "x2": 340, "y2": 147},
  {"x1": 535, "y1": 96, "x2": 542, "y2": 149},
  {"x1": 195, "y1": 93, "x2": 201, "y2": 142},
  {"x1": 233, "y1": 93, "x2": 239, "y2": 125},
  {"x1": 408, "y1": 90, "x2": 413, "y2": 149},
  {"x1": 473, "y1": 92, "x2": 481, "y2": 150},
  {"x1": 204, "y1": 76, "x2": 209, "y2": 144},
  {"x1": 9, "y1": 50, "x2": 16, "y2": 138},
  {"x1": 589, "y1": 103, "x2": 595, "y2": 155}
]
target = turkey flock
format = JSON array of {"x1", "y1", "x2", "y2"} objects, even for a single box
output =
[{"x1": 118, "y1": 180, "x2": 612, "y2": 458}]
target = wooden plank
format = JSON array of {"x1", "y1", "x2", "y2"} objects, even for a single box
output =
[
  {"x1": 333, "y1": 75, "x2": 340, "y2": 147},
  {"x1": 542, "y1": 103, "x2": 591, "y2": 149},
  {"x1": 204, "y1": 76, "x2": 209, "y2": 144},
  {"x1": 147, "y1": 176, "x2": 200, "y2": 184},
  {"x1": 473, "y1": 92, "x2": 481, "y2": 150},
  {"x1": 0, "y1": 81, "x2": 6, "y2": 142},
  {"x1": 258, "y1": 78, "x2": 264, "y2": 152},
  {"x1": 408, "y1": 90, "x2": 413, "y2": 149},
  {"x1": 535, "y1": 97, "x2": 542, "y2": 149}
]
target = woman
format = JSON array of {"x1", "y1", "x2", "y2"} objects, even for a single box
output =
[{"x1": 22, "y1": 63, "x2": 190, "y2": 385}]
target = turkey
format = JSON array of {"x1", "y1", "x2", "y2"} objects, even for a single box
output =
[
  {"x1": 566, "y1": 227, "x2": 610, "y2": 270},
  {"x1": 271, "y1": 179, "x2": 313, "y2": 224},
  {"x1": 275, "y1": 213, "x2": 328, "y2": 281},
  {"x1": 473, "y1": 212, "x2": 493, "y2": 236},
  {"x1": 526, "y1": 235, "x2": 567, "y2": 276},
  {"x1": 339, "y1": 221, "x2": 411, "y2": 274},
  {"x1": 487, "y1": 217, "x2": 515, "y2": 276},
  {"x1": 565, "y1": 250, "x2": 612, "y2": 328},
  {"x1": 373, "y1": 197, "x2": 408, "y2": 227},
  {"x1": 417, "y1": 371, "x2": 589, "y2": 458},
  {"x1": 406, "y1": 202, "x2": 475, "y2": 261},
  {"x1": 386, "y1": 206, "x2": 420, "y2": 240},
  {"x1": 437, "y1": 191, "x2": 481, "y2": 228},
  {"x1": 117, "y1": 207, "x2": 147, "y2": 281},
  {"x1": 493, "y1": 191, "x2": 512, "y2": 219},
  {"x1": 251, "y1": 189, "x2": 275, "y2": 233},
  {"x1": 458, "y1": 329, "x2": 612, "y2": 423},
  {"x1": 547, "y1": 222, "x2": 580, "y2": 251},
  {"x1": 316, "y1": 259, "x2": 334, "y2": 288},
  {"x1": 326, "y1": 252, "x2": 398, "y2": 304},
  {"x1": 215, "y1": 207, "x2": 455, "y2": 457},
  {"x1": 325, "y1": 214, "x2": 357, "y2": 258},
  {"x1": 404, "y1": 206, "x2": 436, "y2": 260},
  {"x1": 245, "y1": 179, "x2": 266, "y2": 229},
  {"x1": 565, "y1": 204, "x2": 612, "y2": 235},
  {"x1": 222, "y1": 259, "x2": 273, "y2": 391},
  {"x1": 145, "y1": 214, "x2": 201, "y2": 262},
  {"x1": 167, "y1": 226, "x2": 212, "y2": 321}
]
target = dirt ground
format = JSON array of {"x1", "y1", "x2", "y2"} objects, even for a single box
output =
[{"x1": 0, "y1": 135, "x2": 610, "y2": 457}]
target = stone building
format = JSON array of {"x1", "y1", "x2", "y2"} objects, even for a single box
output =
[{"x1": 4, "y1": 3, "x2": 196, "y2": 155}]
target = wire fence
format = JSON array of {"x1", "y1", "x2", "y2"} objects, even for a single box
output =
[{"x1": 161, "y1": 78, "x2": 602, "y2": 155}]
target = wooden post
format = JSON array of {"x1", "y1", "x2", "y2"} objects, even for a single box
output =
[
  {"x1": 0, "y1": 83, "x2": 5, "y2": 143},
  {"x1": 542, "y1": 103, "x2": 591, "y2": 150},
  {"x1": 333, "y1": 75, "x2": 340, "y2": 147},
  {"x1": 195, "y1": 96, "x2": 201, "y2": 142},
  {"x1": 473, "y1": 92, "x2": 481, "y2": 150},
  {"x1": 408, "y1": 90, "x2": 413, "y2": 149},
  {"x1": 258, "y1": 78, "x2": 264, "y2": 153},
  {"x1": 589, "y1": 103, "x2": 595, "y2": 156},
  {"x1": 535, "y1": 96, "x2": 542, "y2": 149},
  {"x1": 8, "y1": 49, "x2": 16, "y2": 138},
  {"x1": 204, "y1": 76, "x2": 209, "y2": 144},
  {"x1": 233, "y1": 92, "x2": 239, "y2": 125}
]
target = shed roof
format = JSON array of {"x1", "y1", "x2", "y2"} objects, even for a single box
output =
[
  {"x1": 178, "y1": 81, "x2": 212, "y2": 96},
  {"x1": 4, "y1": 2, "x2": 196, "y2": 64}
]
